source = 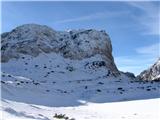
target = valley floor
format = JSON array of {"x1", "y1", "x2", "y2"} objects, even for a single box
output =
[{"x1": 1, "y1": 98, "x2": 160, "y2": 120}]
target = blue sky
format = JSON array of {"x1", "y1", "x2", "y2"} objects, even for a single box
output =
[{"x1": 1, "y1": 1, "x2": 160, "y2": 75}]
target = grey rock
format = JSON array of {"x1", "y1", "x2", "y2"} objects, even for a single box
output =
[
  {"x1": 137, "y1": 58, "x2": 160, "y2": 81},
  {"x1": 1, "y1": 24, "x2": 120, "y2": 76},
  {"x1": 123, "y1": 72, "x2": 136, "y2": 79}
]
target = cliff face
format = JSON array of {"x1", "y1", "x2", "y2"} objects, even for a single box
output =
[
  {"x1": 1, "y1": 24, "x2": 119, "y2": 75},
  {"x1": 137, "y1": 58, "x2": 160, "y2": 81}
]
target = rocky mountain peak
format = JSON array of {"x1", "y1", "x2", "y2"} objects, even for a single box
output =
[
  {"x1": 1, "y1": 24, "x2": 119, "y2": 75},
  {"x1": 137, "y1": 58, "x2": 160, "y2": 81}
]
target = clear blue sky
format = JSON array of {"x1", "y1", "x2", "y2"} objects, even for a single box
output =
[{"x1": 1, "y1": 1, "x2": 160, "y2": 75}]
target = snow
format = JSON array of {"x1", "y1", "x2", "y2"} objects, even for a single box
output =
[
  {"x1": 1, "y1": 98, "x2": 160, "y2": 120},
  {"x1": 1, "y1": 49, "x2": 160, "y2": 120},
  {"x1": 1, "y1": 53, "x2": 108, "y2": 83}
]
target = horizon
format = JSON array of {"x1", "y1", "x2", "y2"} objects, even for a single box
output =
[{"x1": 1, "y1": 1, "x2": 160, "y2": 75}]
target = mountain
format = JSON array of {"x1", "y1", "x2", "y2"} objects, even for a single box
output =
[
  {"x1": 137, "y1": 58, "x2": 160, "y2": 81},
  {"x1": 1, "y1": 24, "x2": 160, "y2": 120},
  {"x1": 1, "y1": 24, "x2": 119, "y2": 75}
]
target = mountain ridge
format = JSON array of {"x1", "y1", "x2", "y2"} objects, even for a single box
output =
[
  {"x1": 137, "y1": 58, "x2": 160, "y2": 81},
  {"x1": 1, "y1": 23, "x2": 119, "y2": 75}
]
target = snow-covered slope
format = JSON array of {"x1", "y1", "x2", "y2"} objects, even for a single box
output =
[
  {"x1": 1, "y1": 24, "x2": 160, "y2": 120},
  {"x1": 2, "y1": 98, "x2": 160, "y2": 120},
  {"x1": 1, "y1": 52, "x2": 159, "y2": 105},
  {"x1": 137, "y1": 58, "x2": 160, "y2": 81}
]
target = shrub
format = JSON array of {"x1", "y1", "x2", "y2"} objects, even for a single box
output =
[
  {"x1": 152, "y1": 88, "x2": 156, "y2": 90},
  {"x1": 1, "y1": 81, "x2": 5, "y2": 84},
  {"x1": 98, "y1": 82, "x2": 104, "y2": 85},
  {"x1": 97, "y1": 89, "x2": 101, "y2": 92},
  {"x1": 17, "y1": 83, "x2": 20, "y2": 85},
  {"x1": 146, "y1": 88, "x2": 151, "y2": 91},
  {"x1": 32, "y1": 81, "x2": 40, "y2": 85},
  {"x1": 53, "y1": 113, "x2": 66, "y2": 119},
  {"x1": 8, "y1": 75, "x2": 11, "y2": 77},
  {"x1": 117, "y1": 87, "x2": 123, "y2": 90},
  {"x1": 53, "y1": 113, "x2": 75, "y2": 120},
  {"x1": 2, "y1": 74, "x2": 5, "y2": 77},
  {"x1": 66, "y1": 66, "x2": 74, "y2": 72},
  {"x1": 35, "y1": 65, "x2": 38, "y2": 67},
  {"x1": 63, "y1": 91, "x2": 67, "y2": 93},
  {"x1": 46, "y1": 90, "x2": 50, "y2": 92}
]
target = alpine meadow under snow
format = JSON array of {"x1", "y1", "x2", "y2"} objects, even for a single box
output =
[{"x1": 0, "y1": 24, "x2": 160, "y2": 120}]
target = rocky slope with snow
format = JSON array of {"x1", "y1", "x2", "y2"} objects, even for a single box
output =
[
  {"x1": 1, "y1": 24, "x2": 119, "y2": 75},
  {"x1": 1, "y1": 24, "x2": 160, "y2": 120},
  {"x1": 137, "y1": 58, "x2": 160, "y2": 81}
]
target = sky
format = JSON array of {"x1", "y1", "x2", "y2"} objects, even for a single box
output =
[{"x1": 1, "y1": 1, "x2": 160, "y2": 75}]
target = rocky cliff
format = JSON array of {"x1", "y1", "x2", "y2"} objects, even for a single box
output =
[
  {"x1": 1, "y1": 24, "x2": 119, "y2": 75},
  {"x1": 137, "y1": 58, "x2": 160, "y2": 81}
]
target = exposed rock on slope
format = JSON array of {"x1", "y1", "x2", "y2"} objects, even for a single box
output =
[
  {"x1": 122, "y1": 72, "x2": 136, "y2": 79},
  {"x1": 137, "y1": 58, "x2": 160, "y2": 81},
  {"x1": 1, "y1": 24, "x2": 119, "y2": 75}
]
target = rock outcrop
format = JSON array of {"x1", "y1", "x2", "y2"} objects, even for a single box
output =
[
  {"x1": 123, "y1": 72, "x2": 136, "y2": 79},
  {"x1": 137, "y1": 58, "x2": 160, "y2": 81},
  {"x1": 1, "y1": 24, "x2": 119, "y2": 75}
]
